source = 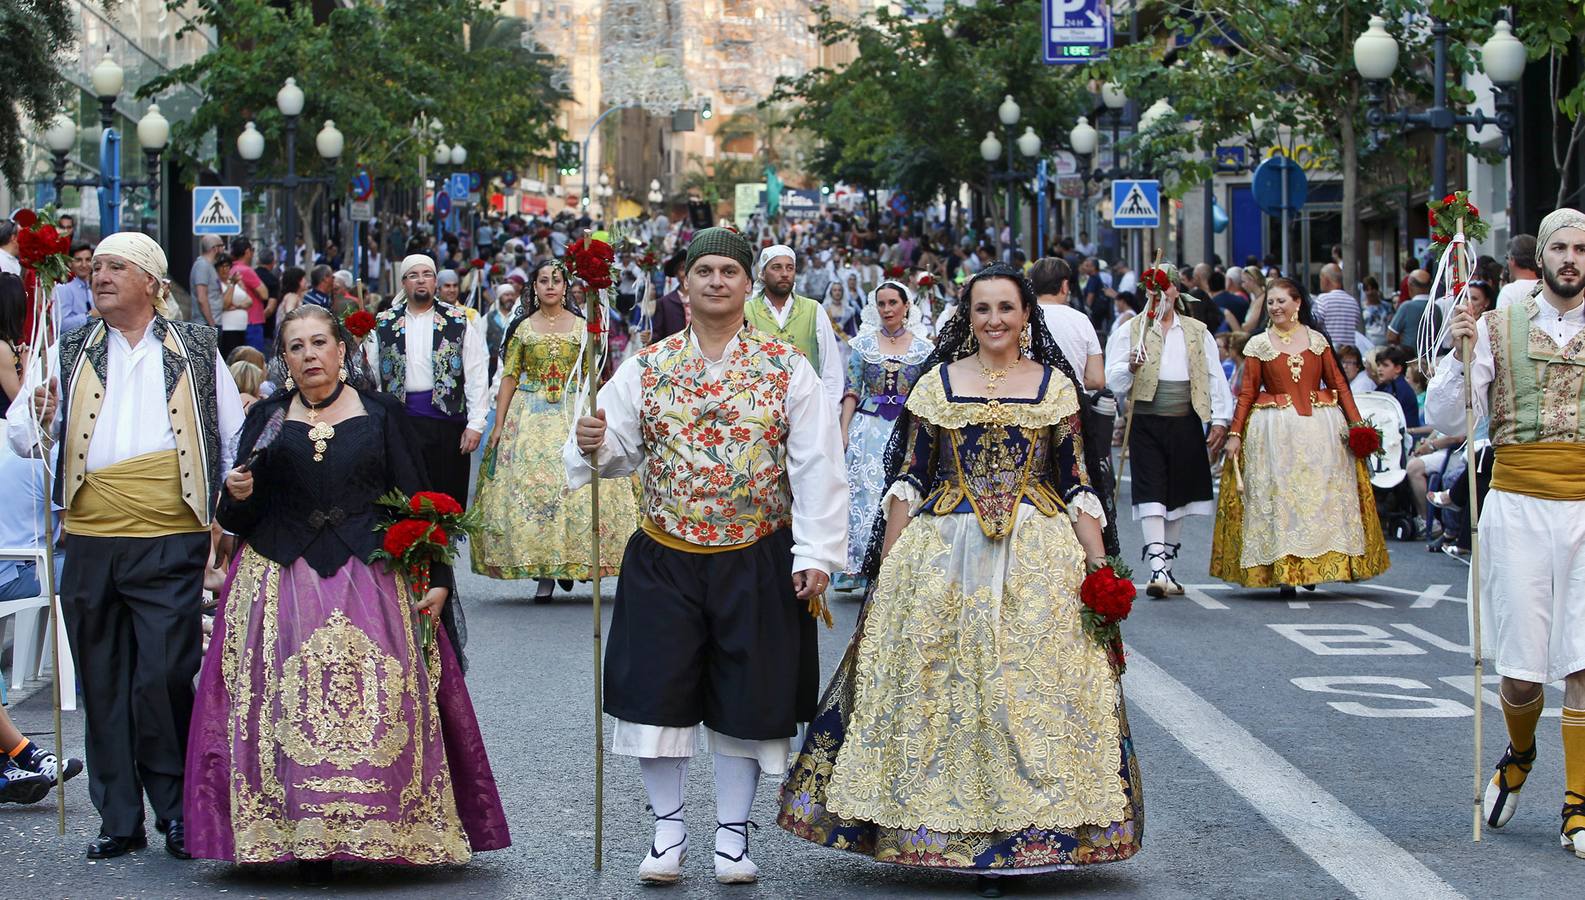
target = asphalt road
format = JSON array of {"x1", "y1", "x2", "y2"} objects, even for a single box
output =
[{"x1": 3, "y1": 468, "x2": 1579, "y2": 898}]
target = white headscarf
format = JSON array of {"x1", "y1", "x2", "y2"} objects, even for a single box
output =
[
  {"x1": 400, "y1": 253, "x2": 437, "y2": 280},
  {"x1": 757, "y1": 244, "x2": 796, "y2": 275},
  {"x1": 1537, "y1": 208, "x2": 1585, "y2": 264},
  {"x1": 94, "y1": 231, "x2": 179, "y2": 319},
  {"x1": 858, "y1": 279, "x2": 927, "y2": 339}
]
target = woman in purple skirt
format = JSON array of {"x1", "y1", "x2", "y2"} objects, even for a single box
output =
[{"x1": 184, "y1": 305, "x2": 509, "y2": 876}]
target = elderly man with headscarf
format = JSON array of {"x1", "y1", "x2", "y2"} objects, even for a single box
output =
[
  {"x1": 744, "y1": 244, "x2": 845, "y2": 408},
  {"x1": 4, "y1": 231, "x2": 244, "y2": 860},
  {"x1": 362, "y1": 253, "x2": 487, "y2": 507},
  {"x1": 1428, "y1": 208, "x2": 1585, "y2": 856}
]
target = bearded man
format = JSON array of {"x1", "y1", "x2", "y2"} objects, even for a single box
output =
[
  {"x1": 1428, "y1": 208, "x2": 1585, "y2": 856},
  {"x1": 744, "y1": 245, "x2": 845, "y2": 408},
  {"x1": 5, "y1": 232, "x2": 245, "y2": 860}
]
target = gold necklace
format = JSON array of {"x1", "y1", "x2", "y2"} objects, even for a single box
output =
[
  {"x1": 977, "y1": 353, "x2": 1016, "y2": 395},
  {"x1": 538, "y1": 306, "x2": 566, "y2": 329},
  {"x1": 1270, "y1": 321, "x2": 1300, "y2": 342},
  {"x1": 301, "y1": 382, "x2": 345, "y2": 463}
]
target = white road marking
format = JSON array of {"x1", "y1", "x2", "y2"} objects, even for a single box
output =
[
  {"x1": 1127, "y1": 648, "x2": 1467, "y2": 900},
  {"x1": 1408, "y1": 584, "x2": 1457, "y2": 609},
  {"x1": 1183, "y1": 586, "x2": 1230, "y2": 609},
  {"x1": 1289, "y1": 601, "x2": 1311, "y2": 609},
  {"x1": 1392, "y1": 622, "x2": 1469, "y2": 654}
]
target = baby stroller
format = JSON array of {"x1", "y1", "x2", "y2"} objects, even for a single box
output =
[{"x1": 1354, "y1": 391, "x2": 1417, "y2": 540}]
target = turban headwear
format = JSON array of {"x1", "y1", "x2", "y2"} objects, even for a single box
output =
[
  {"x1": 436, "y1": 269, "x2": 460, "y2": 287},
  {"x1": 685, "y1": 227, "x2": 754, "y2": 275},
  {"x1": 94, "y1": 231, "x2": 179, "y2": 319},
  {"x1": 1537, "y1": 208, "x2": 1585, "y2": 265},
  {"x1": 400, "y1": 253, "x2": 437, "y2": 280}
]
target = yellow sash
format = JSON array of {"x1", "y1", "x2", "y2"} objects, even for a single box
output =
[
  {"x1": 66, "y1": 449, "x2": 205, "y2": 537},
  {"x1": 640, "y1": 518, "x2": 758, "y2": 555},
  {"x1": 1491, "y1": 443, "x2": 1585, "y2": 502}
]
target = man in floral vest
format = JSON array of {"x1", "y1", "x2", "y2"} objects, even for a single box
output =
[
  {"x1": 1429, "y1": 208, "x2": 1585, "y2": 857},
  {"x1": 363, "y1": 254, "x2": 488, "y2": 507},
  {"x1": 567, "y1": 227, "x2": 847, "y2": 886}
]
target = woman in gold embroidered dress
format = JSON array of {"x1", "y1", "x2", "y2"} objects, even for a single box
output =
[
  {"x1": 1210, "y1": 277, "x2": 1389, "y2": 594},
  {"x1": 471, "y1": 260, "x2": 638, "y2": 600},
  {"x1": 184, "y1": 306, "x2": 509, "y2": 875},
  {"x1": 778, "y1": 265, "x2": 1141, "y2": 896}
]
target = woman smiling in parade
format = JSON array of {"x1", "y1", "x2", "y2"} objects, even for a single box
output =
[
  {"x1": 780, "y1": 265, "x2": 1141, "y2": 896},
  {"x1": 470, "y1": 259, "x2": 638, "y2": 600}
]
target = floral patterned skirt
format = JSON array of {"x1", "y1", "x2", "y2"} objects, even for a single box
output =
[
  {"x1": 1209, "y1": 404, "x2": 1389, "y2": 587},
  {"x1": 470, "y1": 389, "x2": 638, "y2": 580},
  {"x1": 778, "y1": 508, "x2": 1142, "y2": 871}
]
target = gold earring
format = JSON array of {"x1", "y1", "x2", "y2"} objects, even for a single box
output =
[
  {"x1": 338, "y1": 366, "x2": 348, "y2": 382},
  {"x1": 284, "y1": 374, "x2": 296, "y2": 390},
  {"x1": 1019, "y1": 324, "x2": 1033, "y2": 357}
]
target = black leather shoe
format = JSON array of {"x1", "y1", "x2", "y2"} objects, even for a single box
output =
[
  {"x1": 162, "y1": 819, "x2": 192, "y2": 859},
  {"x1": 87, "y1": 831, "x2": 148, "y2": 859}
]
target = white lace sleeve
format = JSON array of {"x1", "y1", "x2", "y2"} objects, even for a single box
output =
[
  {"x1": 882, "y1": 480, "x2": 923, "y2": 518},
  {"x1": 1067, "y1": 490, "x2": 1107, "y2": 527}
]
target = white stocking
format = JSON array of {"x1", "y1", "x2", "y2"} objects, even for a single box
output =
[
  {"x1": 712, "y1": 753, "x2": 760, "y2": 859},
  {"x1": 1141, "y1": 515, "x2": 1167, "y2": 576},
  {"x1": 638, "y1": 756, "x2": 689, "y2": 852},
  {"x1": 1162, "y1": 517, "x2": 1184, "y2": 575}
]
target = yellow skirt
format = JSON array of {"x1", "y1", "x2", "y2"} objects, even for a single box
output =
[{"x1": 1210, "y1": 404, "x2": 1389, "y2": 587}]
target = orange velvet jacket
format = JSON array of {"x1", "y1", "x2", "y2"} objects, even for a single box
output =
[{"x1": 1229, "y1": 330, "x2": 1362, "y2": 436}]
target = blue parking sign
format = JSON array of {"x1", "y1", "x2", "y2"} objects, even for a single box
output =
[
  {"x1": 1043, "y1": 0, "x2": 1111, "y2": 65},
  {"x1": 1111, "y1": 180, "x2": 1161, "y2": 229}
]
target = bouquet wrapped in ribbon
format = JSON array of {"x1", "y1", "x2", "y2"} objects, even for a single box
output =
[
  {"x1": 1342, "y1": 421, "x2": 1384, "y2": 460},
  {"x1": 370, "y1": 489, "x2": 485, "y2": 648},
  {"x1": 1080, "y1": 555, "x2": 1136, "y2": 672}
]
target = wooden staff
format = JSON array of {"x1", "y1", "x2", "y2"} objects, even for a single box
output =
[
  {"x1": 583, "y1": 283, "x2": 605, "y2": 870},
  {"x1": 1455, "y1": 218, "x2": 1485, "y2": 843},
  {"x1": 26, "y1": 276, "x2": 66, "y2": 834},
  {"x1": 1114, "y1": 248, "x2": 1166, "y2": 507}
]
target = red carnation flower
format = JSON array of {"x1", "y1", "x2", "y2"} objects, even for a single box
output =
[
  {"x1": 342, "y1": 310, "x2": 377, "y2": 340},
  {"x1": 410, "y1": 491, "x2": 463, "y2": 516},
  {"x1": 13, "y1": 209, "x2": 37, "y2": 228},
  {"x1": 536, "y1": 228, "x2": 552, "y2": 240},
  {"x1": 1444, "y1": 193, "x2": 1457, "y2": 205},
  {"x1": 1428, "y1": 209, "x2": 1438, "y2": 228},
  {"x1": 1468, "y1": 202, "x2": 1480, "y2": 218},
  {"x1": 383, "y1": 518, "x2": 432, "y2": 557},
  {"x1": 471, "y1": 258, "x2": 485, "y2": 269},
  {"x1": 918, "y1": 274, "x2": 934, "y2": 287},
  {"x1": 885, "y1": 265, "x2": 904, "y2": 278},
  {"x1": 38, "y1": 225, "x2": 59, "y2": 246},
  {"x1": 1346, "y1": 424, "x2": 1382, "y2": 459},
  {"x1": 1081, "y1": 566, "x2": 1136, "y2": 622}
]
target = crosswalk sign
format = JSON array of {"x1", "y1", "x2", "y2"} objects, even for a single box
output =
[
  {"x1": 192, "y1": 186, "x2": 243, "y2": 235},
  {"x1": 1111, "y1": 179, "x2": 1160, "y2": 229}
]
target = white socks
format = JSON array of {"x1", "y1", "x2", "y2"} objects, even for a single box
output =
[
  {"x1": 712, "y1": 753, "x2": 760, "y2": 859},
  {"x1": 1164, "y1": 516, "x2": 1183, "y2": 547},
  {"x1": 1141, "y1": 515, "x2": 1183, "y2": 579},
  {"x1": 639, "y1": 756, "x2": 689, "y2": 852}
]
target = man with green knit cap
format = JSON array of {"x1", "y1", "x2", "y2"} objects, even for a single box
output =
[
  {"x1": 744, "y1": 244, "x2": 845, "y2": 409},
  {"x1": 566, "y1": 226, "x2": 847, "y2": 885}
]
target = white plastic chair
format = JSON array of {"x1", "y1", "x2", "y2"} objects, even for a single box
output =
[{"x1": 0, "y1": 547, "x2": 76, "y2": 710}]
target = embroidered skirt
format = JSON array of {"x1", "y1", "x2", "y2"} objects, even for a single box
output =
[
  {"x1": 778, "y1": 507, "x2": 1142, "y2": 871},
  {"x1": 183, "y1": 548, "x2": 511, "y2": 864},
  {"x1": 1209, "y1": 404, "x2": 1389, "y2": 587},
  {"x1": 844, "y1": 410, "x2": 897, "y2": 575}
]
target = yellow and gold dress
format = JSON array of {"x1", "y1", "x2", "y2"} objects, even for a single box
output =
[
  {"x1": 470, "y1": 326, "x2": 637, "y2": 579},
  {"x1": 1209, "y1": 330, "x2": 1389, "y2": 586},
  {"x1": 778, "y1": 364, "x2": 1141, "y2": 871}
]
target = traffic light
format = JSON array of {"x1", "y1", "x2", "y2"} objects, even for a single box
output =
[
  {"x1": 700, "y1": 97, "x2": 713, "y2": 120},
  {"x1": 557, "y1": 140, "x2": 581, "y2": 176}
]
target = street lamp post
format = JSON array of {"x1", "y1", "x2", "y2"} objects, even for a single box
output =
[
  {"x1": 44, "y1": 54, "x2": 169, "y2": 234},
  {"x1": 981, "y1": 95, "x2": 1042, "y2": 259},
  {"x1": 1071, "y1": 83, "x2": 1156, "y2": 272},
  {"x1": 1353, "y1": 15, "x2": 1525, "y2": 205},
  {"x1": 236, "y1": 78, "x2": 344, "y2": 268},
  {"x1": 647, "y1": 178, "x2": 664, "y2": 210}
]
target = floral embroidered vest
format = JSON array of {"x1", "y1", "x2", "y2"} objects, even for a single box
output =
[
  {"x1": 744, "y1": 292, "x2": 822, "y2": 370},
  {"x1": 374, "y1": 300, "x2": 472, "y2": 415},
  {"x1": 1488, "y1": 293, "x2": 1585, "y2": 446},
  {"x1": 1128, "y1": 312, "x2": 1213, "y2": 422},
  {"x1": 635, "y1": 328, "x2": 799, "y2": 545}
]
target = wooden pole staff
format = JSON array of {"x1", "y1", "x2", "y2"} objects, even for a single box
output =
[
  {"x1": 584, "y1": 284, "x2": 605, "y2": 870},
  {"x1": 28, "y1": 277, "x2": 66, "y2": 834},
  {"x1": 1455, "y1": 218, "x2": 1485, "y2": 843}
]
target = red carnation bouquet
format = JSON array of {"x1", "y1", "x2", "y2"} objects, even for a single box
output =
[
  {"x1": 1342, "y1": 420, "x2": 1384, "y2": 460},
  {"x1": 917, "y1": 273, "x2": 935, "y2": 287},
  {"x1": 341, "y1": 308, "x2": 377, "y2": 341},
  {"x1": 567, "y1": 237, "x2": 616, "y2": 291},
  {"x1": 1142, "y1": 267, "x2": 1171, "y2": 294},
  {"x1": 12, "y1": 208, "x2": 72, "y2": 284},
  {"x1": 370, "y1": 489, "x2": 486, "y2": 648},
  {"x1": 884, "y1": 264, "x2": 906, "y2": 279},
  {"x1": 1428, "y1": 190, "x2": 1490, "y2": 249},
  {"x1": 1080, "y1": 554, "x2": 1136, "y2": 672}
]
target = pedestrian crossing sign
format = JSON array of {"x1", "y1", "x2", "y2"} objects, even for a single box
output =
[
  {"x1": 192, "y1": 186, "x2": 243, "y2": 235},
  {"x1": 1111, "y1": 179, "x2": 1160, "y2": 229}
]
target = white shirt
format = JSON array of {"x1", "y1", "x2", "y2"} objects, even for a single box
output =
[
  {"x1": 0, "y1": 447, "x2": 53, "y2": 588},
  {"x1": 1103, "y1": 313, "x2": 1234, "y2": 426},
  {"x1": 0, "y1": 247, "x2": 19, "y2": 276},
  {"x1": 563, "y1": 329, "x2": 848, "y2": 576},
  {"x1": 1115, "y1": 270, "x2": 1137, "y2": 297},
  {"x1": 1496, "y1": 278, "x2": 1539, "y2": 310},
  {"x1": 365, "y1": 304, "x2": 490, "y2": 433},
  {"x1": 1039, "y1": 302, "x2": 1102, "y2": 381},
  {"x1": 6, "y1": 321, "x2": 244, "y2": 475},
  {"x1": 1426, "y1": 294, "x2": 1585, "y2": 435},
  {"x1": 754, "y1": 292, "x2": 846, "y2": 410}
]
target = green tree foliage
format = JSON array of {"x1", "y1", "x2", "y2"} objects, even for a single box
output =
[
  {"x1": 142, "y1": 0, "x2": 566, "y2": 194},
  {"x1": 770, "y1": 0, "x2": 1088, "y2": 227},
  {"x1": 0, "y1": 0, "x2": 78, "y2": 190}
]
